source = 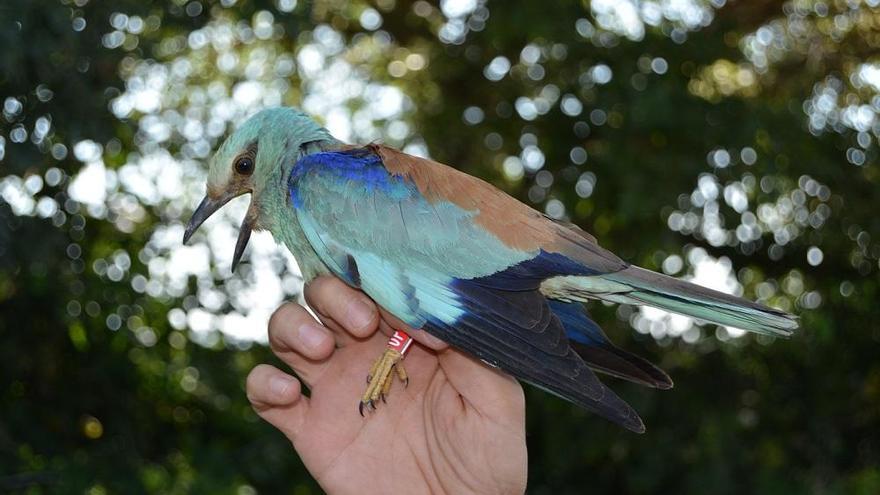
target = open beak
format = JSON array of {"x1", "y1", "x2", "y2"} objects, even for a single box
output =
[{"x1": 183, "y1": 192, "x2": 255, "y2": 272}]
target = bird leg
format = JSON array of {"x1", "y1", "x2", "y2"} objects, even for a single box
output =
[{"x1": 360, "y1": 330, "x2": 413, "y2": 415}]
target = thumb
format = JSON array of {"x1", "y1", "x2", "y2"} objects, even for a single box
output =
[{"x1": 246, "y1": 364, "x2": 310, "y2": 440}]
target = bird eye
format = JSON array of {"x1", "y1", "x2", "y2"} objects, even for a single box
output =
[{"x1": 234, "y1": 156, "x2": 254, "y2": 176}]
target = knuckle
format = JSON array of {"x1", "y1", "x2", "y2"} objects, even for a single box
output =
[
  {"x1": 268, "y1": 302, "x2": 294, "y2": 329},
  {"x1": 245, "y1": 365, "x2": 270, "y2": 397},
  {"x1": 303, "y1": 276, "x2": 334, "y2": 305},
  {"x1": 268, "y1": 303, "x2": 305, "y2": 342},
  {"x1": 304, "y1": 276, "x2": 350, "y2": 313}
]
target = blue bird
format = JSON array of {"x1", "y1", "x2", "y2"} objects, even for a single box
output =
[{"x1": 184, "y1": 107, "x2": 797, "y2": 432}]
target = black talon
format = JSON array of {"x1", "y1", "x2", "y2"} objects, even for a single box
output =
[
  {"x1": 380, "y1": 393, "x2": 387, "y2": 404},
  {"x1": 359, "y1": 402, "x2": 366, "y2": 417},
  {"x1": 403, "y1": 377, "x2": 410, "y2": 388}
]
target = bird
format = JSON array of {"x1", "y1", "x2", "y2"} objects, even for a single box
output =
[{"x1": 184, "y1": 107, "x2": 798, "y2": 433}]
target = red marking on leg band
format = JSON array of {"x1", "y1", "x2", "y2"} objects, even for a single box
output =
[{"x1": 387, "y1": 330, "x2": 413, "y2": 355}]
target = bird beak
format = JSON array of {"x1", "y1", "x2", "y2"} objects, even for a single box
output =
[
  {"x1": 231, "y1": 210, "x2": 255, "y2": 273},
  {"x1": 183, "y1": 192, "x2": 255, "y2": 272}
]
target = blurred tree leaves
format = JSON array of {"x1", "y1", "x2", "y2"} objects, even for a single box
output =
[{"x1": 2, "y1": 0, "x2": 880, "y2": 493}]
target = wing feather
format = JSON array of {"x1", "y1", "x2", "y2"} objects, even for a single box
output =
[{"x1": 289, "y1": 147, "x2": 645, "y2": 431}]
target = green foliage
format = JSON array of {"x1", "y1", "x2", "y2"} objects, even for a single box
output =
[{"x1": 1, "y1": 0, "x2": 878, "y2": 493}]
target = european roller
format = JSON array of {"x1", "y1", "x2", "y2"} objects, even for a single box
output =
[{"x1": 184, "y1": 107, "x2": 797, "y2": 432}]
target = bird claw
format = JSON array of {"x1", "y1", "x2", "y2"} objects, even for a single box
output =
[
  {"x1": 359, "y1": 348, "x2": 407, "y2": 415},
  {"x1": 358, "y1": 399, "x2": 378, "y2": 416}
]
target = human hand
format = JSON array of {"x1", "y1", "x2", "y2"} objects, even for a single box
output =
[{"x1": 246, "y1": 276, "x2": 527, "y2": 494}]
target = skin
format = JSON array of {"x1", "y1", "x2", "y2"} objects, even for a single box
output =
[{"x1": 246, "y1": 276, "x2": 528, "y2": 495}]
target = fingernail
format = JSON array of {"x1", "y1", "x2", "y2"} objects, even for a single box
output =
[
  {"x1": 347, "y1": 298, "x2": 375, "y2": 330},
  {"x1": 298, "y1": 323, "x2": 327, "y2": 351},
  {"x1": 270, "y1": 375, "x2": 294, "y2": 398}
]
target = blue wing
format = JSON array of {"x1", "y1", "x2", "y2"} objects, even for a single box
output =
[{"x1": 289, "y1": 147, "x2": 644, "y2": 432}]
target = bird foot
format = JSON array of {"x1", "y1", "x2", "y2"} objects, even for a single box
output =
[{"x1": 359, "y1": 330, "x2": 412, "y2": 415}]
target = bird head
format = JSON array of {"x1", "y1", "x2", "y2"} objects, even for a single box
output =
[{"x1": 182, "y1": 107, "x2": 333, "y2": 270}]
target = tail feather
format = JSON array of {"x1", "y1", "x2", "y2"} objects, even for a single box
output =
[
  {"x1": 606, "y1": 266, "x2": 798, "y2": 336},
  {"x1": 541, "y1": 265, "x2": 798, "y2": 337}
]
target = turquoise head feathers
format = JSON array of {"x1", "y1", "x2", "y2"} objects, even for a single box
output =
[{"x1": 183, "y1": 107, "x2": 335, "y2": 269}]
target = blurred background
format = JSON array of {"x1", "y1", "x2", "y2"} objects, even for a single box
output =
[{"x1": 1, "y1": 0, "x2": 879, "y2": 493}]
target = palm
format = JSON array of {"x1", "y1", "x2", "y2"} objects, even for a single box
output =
[{"x1": 246, "y1": 277, "x2": 527, "y2": 495}]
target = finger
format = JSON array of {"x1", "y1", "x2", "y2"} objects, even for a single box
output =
[
  {"x1": 439, "y1": 349, "x2": 524, "y2": 426},
  {"x1": 376, "y1": 313, "x2": 449, "y2": 352},
  {"x1": 304, "y1": 276, "x2": 379, "y2": 341},
  {"x1": 268, "y1": 302, "x2": 334, "y2": 385},
  {"x1": 246, "y1": 364, "x2": 309, "y2": 439}
]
